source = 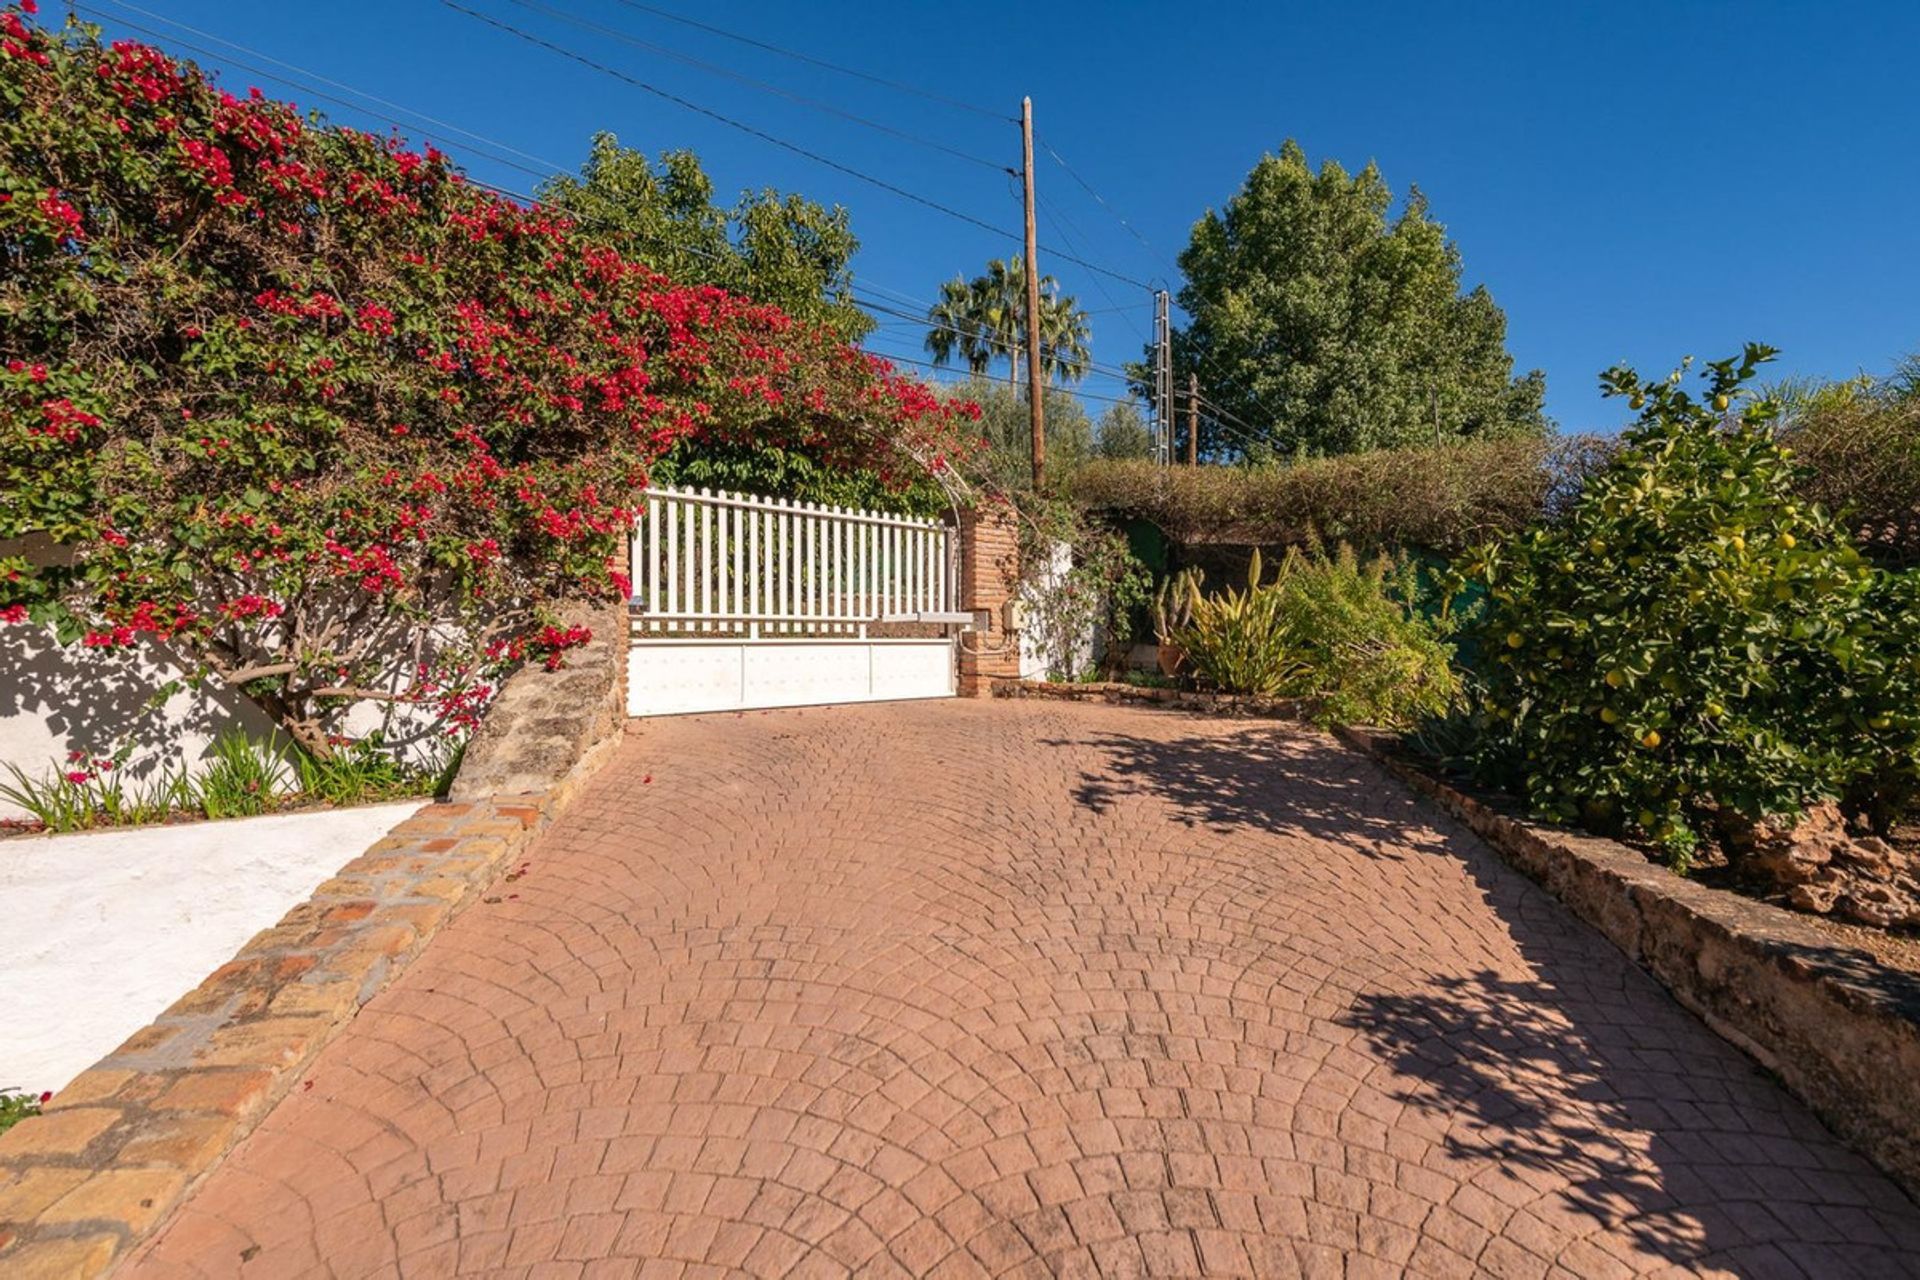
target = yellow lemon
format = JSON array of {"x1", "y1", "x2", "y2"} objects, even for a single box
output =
[
  {"x1": 1730, "y1": 535, "x2": 1746, "y2": 554},
  {"x1": 1640, "y1": 729, "x2": 1662, "y2": 748},
  {"x1": 1600, "y1": 707, "x2": 1619, "y2": 724},
  {"x1": 1506, "y1": 631, "x2": 1524, "y2": 649},
  {"x1": 1630, "y1": 394, "x2": 1645, "y2": 410},
  {"x1": 1705, "y1": 702, "x2": 1725, "y2": 718},
  {"x1": 1589, "y1": 538, "x2": 1606, "y2": 556},
  {"x1": 1779, "y1": 532, "x2": 1796, "y2": 549},
  {"x1": 1605, "y1": 669, "x2": 1625, "y2": 688},
  {"x1": 1713, "y1": 392, "x2": 1729, "y2": 411},
  {"x1": 1870, "y1": 716, "x2": 1893, "y2": 731},
  {"x1": 1637, "y1": 809, "x2": 1657, "y2": 828}
]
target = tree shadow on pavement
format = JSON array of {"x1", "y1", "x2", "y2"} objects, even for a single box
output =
[
  {"x1": 1338, "y1": 942, "x2": 1920, "y2": 1272},
  {"x1": 1056, "y1": 712, "x2": 1920, "y2": 1272},
  {"x1": 1045, "y1": 718, "x2": 1442, "y2": 860}
]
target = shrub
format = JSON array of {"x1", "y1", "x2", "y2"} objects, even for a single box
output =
[
  {"x1": 1172, "y1": 550, "x2": 1305, "y2": 696},
  {"x1": 0, "y1": 1087, "x2": 46, "y2": 1135},
  {"x1": 1272, "y1": 545, "x2": 1458, "y2": 728},
  {"x1": 1778, "y1": 370, "x2": 1920, "y2": 567},
  {"x1": 0, "y1": 9, "x2": 978, "y2": 757},
  {"x1": 1069, "y1": 435, "x2": 1611, "y2": 556},
  {"x1": 1465, "y1": 345, "x2": 1920, "y2": 863},
  {"x1": 1175, "y1": 546, "x2": 1458, "y2": 725}
]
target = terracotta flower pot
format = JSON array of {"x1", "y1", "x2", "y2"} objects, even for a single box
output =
[{"x1": 1156, "y1": 642, "x2": 1186, "y2": 677}]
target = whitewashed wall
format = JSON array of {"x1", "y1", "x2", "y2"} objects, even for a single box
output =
[
  {"x1": 0, "y1": 622, "x2": 441, "y2": 821},
  {"x1": 0, "y1": 624, "x2": 279, "y2": 821},
  {"x1": 1018, "y1": 538, "x2": 1095, "y2": 681}
]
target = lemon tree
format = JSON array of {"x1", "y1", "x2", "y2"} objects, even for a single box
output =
[{"x1": 1464, "y1": 344, "x2": 1918, "y2": 864}]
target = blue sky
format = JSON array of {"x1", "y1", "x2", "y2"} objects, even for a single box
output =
[{"x1": 79, "y1": 0, "x2": 1920, "y2": 434}]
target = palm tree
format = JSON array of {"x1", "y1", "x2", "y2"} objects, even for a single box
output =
[
  {"x1": 924, "y1": 276, "x2": 994, "y2": 375},
  {"x1": 924, "y1": 257, "x2": 1091, "y2": 387}
]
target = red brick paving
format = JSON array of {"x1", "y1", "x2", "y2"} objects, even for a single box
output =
[{"x1": 128, "y1": 700, "x2": 1920, "y2": 1277}]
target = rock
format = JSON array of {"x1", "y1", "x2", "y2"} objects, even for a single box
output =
[
  {"x1": 1788, "y1": 879, "x2": 1843, "y2": 915},
  {"x1": 1721, "y1": 803, "x2": 1920, "y2": 929}
]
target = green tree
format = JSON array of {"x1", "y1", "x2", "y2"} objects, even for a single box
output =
[
  {"x1": 1094, "y1": 400, "x2": 1155, "y2": 460},
  {"x1": 538, "y1": 132, "x2": 870, "y2": 341},
  {"x1": 926, "y1": 258, "x2": 1090, "y2": 385},
  {"x1": 953, "y1": 376, "x2": 1093, "y2": 491},
  {"x1": 1158, "y1": 140, "x2": 1546, "y2": 458}
]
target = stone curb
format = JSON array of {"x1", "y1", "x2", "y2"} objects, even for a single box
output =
[
  {"x1": 990, "y1": 677, "x2": 1315, "y2": 721},
  {"x1": 1333, "y1": 723, "x2": 1920, "y2": 1203},
  {"x1": 0, "y1": 609, "x2": 629, "y2": 1277}
]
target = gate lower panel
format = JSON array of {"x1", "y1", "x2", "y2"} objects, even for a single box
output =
[{"x1": 628, "y1": 638, "x2": 955, "y2": 717}]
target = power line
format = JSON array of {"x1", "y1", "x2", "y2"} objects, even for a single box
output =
[
  {"x1": 603, "y1": 0, "x2": 1008, "y2": 122},
  {"x1": 95, "y1": 0, "x2": 572, "y2": 177},
  {"x1": 441, "y1": 3, "x2": 1156, "y2": 291},
  {"x1": 1037, "y1": 136, "x2": 1166, "y2": 265},
  {"x1": 506, "y1": 0, "x2": 1012, "y2": 175},
  {"x1": 442, "y1": 1, "x2": 1033, "y2": 243},
  {"x1": 861, "y1": 348, "x2": 1147, "y2": 409},
  {"x1": 1036, "y1": 188, "x2": 1150, "y2": 344},
  {"x1": 80, "y1": 3, "x2": 571, "y2": 186},
  {"x1": 854, "y1": 294, "x2": 1140, "y2": 385},
  {"x1": 81, "y1": 0, "x2": 1154, "y2": 390}
]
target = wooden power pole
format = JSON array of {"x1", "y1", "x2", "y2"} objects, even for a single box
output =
[
  {"x1": 1021, "y1": 97, "x2": 1046, "y2": 492},
  {"x1": 1186, "y1": 373, "x2": 1199, "y2": 466}
]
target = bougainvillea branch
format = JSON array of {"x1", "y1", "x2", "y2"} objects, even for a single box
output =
[{"x1": 0, "y1": 7, "x2": 979, "y2": 756}]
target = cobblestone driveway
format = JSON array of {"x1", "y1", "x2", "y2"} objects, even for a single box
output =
[{"x1": 130, "y1": 699, "x2": 1920, "y2": 1277}]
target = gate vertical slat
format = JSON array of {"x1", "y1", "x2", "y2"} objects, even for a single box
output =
[
  {"x1": 833, "y1": 507, "x2": 845, "y2": 636},
  {"x1": 730, "y1": 495, "x2": 742, "y2": 636},
  {"x1": 664, "y1": 491, "x2": 679, "y2": 625},
  {"x1": 645, "y1": 493, "x2": 659, "y2": 622},
  {"x1": 779, "y1": 497, "x2": 793, "y2": 636}
]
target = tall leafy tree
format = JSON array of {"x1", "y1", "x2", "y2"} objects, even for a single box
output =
[
  {"x1": 1094, "y1": 400, "x2": 1155, "y2": 460},
  {"x1": 1158, "y1": 140, "x2": 1546, "y2": 458},
  {"x1": 538, "y1": 132, "x2": 870, "y2": 341},
  {"x1": 925, "y1": 257, "x2": 1091, "y2": 385},
  {"x1": 951, "y1": 376, "x2": 1094, "y2": 492}
]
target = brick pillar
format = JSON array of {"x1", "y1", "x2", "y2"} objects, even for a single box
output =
[{"x1": 955, "y1": 503, "x2": 1022, "y2": 697}]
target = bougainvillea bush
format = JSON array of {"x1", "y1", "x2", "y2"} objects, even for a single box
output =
[
  {"x1": 1463, "y1": 345, "x2": 1920, "y2": 865},
  {"x1": 0, "y1": 6, "x2": 977, "y2": 756}
]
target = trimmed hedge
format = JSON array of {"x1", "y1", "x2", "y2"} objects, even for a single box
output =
[
  {"x1": 1072, "y1": 417, "x2": 1918, "y2": 566},
  {"x1": 1068, "y1": 436, "x2": 1614, "y2": 554}
]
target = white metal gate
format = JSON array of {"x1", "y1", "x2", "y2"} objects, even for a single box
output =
[{"x1": 627, "y1": 486, "x2": 965, "y2": 716}]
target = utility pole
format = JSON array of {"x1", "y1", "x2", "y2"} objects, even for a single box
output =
[
  {"x1": 1021, "y1": 97, "x2": 1045, "y2": 492},
  {"x1": 1186, "y1": 372, "x2": 1199, "y2": 466},
  {"x1": 1153, "y1": 289, "x2": 1172, "y2": 465}
]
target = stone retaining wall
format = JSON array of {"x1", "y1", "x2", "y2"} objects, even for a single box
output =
[
  {"x1": 1335, "y1": 724, "x2": 1920, "y2": 1202},
  {"x1": 0, "y1": 603, "x2": 628, "y2": 1277}
]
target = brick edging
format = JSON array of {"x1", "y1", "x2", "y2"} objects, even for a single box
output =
[
  {"x1": 1333, "y1": 723, "x2": 1920, "y2": 1203},
  {"x1": 0, "y1": 695, "x2": 626, "y2": 1277},
  {"x1": 991, "y1": 677, "x2": 1315, "y2": 720}
]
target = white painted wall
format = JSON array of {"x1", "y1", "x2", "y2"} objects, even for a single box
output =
[
  {"x1": 0, "y1": 800, "x2": 423, "y2": 1093},
  {"x1": 0, "y1": 622, "x2": 446, "y2": 821},
  {"x1": 1019, "y1": 539, "x2": 1095, "y2": 680}
]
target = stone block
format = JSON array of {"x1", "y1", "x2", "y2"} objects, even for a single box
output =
[
  {"x1": 0, "y1": 1107, "x2": 121, "y2": 1158},
  {"x1": 41, "y1": 1168, "x2": 187, "y2": 1233}
]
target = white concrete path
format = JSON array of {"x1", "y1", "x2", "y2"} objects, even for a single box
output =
[{"x1": 0, "y1": 801, "x2": 422, "y2": 1093}]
